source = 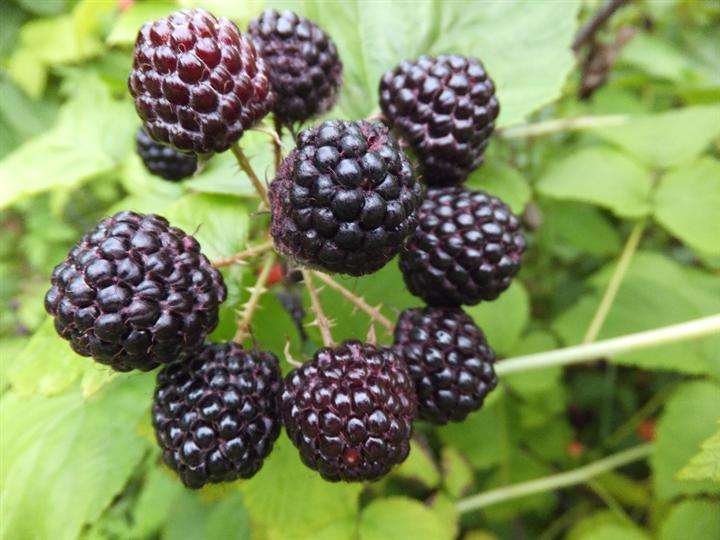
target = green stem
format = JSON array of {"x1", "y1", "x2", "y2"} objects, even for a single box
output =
[
  {"x1": 456, "y1": 444, "x2": 653, "y2": 514},
  {"x1": 495, "y1": 314, "x2": 720, "y2": 376},
  {"x1": 499, "y1": 114, "x2": 628, "y2": 139},
  {"x1": 583, "y1": 219, "x2": 646, "y2": 344}
]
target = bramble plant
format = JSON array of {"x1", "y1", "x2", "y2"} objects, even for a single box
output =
[{"x1": 1, "y1": 1, "x2": 719, "y2": 540}]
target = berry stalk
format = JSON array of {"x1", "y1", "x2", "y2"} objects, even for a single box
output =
[
  {"x1": 213, "y1": 240, "x2": 274, "y2": 268},
  {"x1": 457, "y1": 443, "x2": 652, "y2": 513},
  {"x1": 234, "y1": 252, "x2": 277, "y2": 343},
  {"x1": 312, "y1": 271, "x2": 394, "y2": 334},
  {"x1": 496, "y1": 314, "x2": 720, "y2": 376},
  {"x1": 231, "y1": 143, "x2": 270, "y2": 206},
  {"x1": 301, "y1": 269, "x2": 335, "y2": 347}
]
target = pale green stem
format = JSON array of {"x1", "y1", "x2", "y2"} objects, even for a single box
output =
[
  {"x1": 499, "y1": 114, "x2": 628, "y2": 139},
  {"x1": 583, "y1": 219, "x2": 646, "y2": 344},
  {"x1": 456, "y1": 444, "x2": 653, "y2": 514},
  {"x1": 495, "y1": 314, "x2": 720, "y2": 376}
]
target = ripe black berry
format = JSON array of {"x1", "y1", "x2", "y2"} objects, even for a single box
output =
[
  {"x1": 44, "y1": 211, "x2": 227, "y2": 372},
  {"x1": 136, "y1": 127, "x2": 197, "y2": 181},
  {"x1": 248, "y1": 9, "x2": 342, "y2": 125},
  {"x1": 280, "y1": 340, "x2": 416, "y2": 482},
  {"x1": 269, "y1": 119, "x2": 423, "y2": 276},
  {"x1": 399, "y1": 186, "x2": 525, "y2": 306},
  {"x1": 379, "y1": 55, "x2": 499, "y2": 185},
  {"x1": 394, "y1": 307, "x2": 497, "y2": 424},
  {"x1": 152, "y1": 342, "x2": 282, "y2": 488},
  {"x1": 128, "y1": 8, "x2": 274, "y2": 154}
]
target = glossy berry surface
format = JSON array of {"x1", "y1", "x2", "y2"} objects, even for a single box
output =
[
  {"x1": 269, "y1": 119, "x2": 423, "y2": 276},
  {"x1": 128, "y1": 8, "x2": 274, "y2": 154},
  {"x1": 380, "y1": 55, "x2": 499, "y2": 185},
  {"x1": 248, "y1": 9, "x2": 342, "y2": 124},
  {"x1": 399, "y1": 186, "x2": 524, "y2": 306},
  {"x1": 152, "y1": 343, "x2": 282, "y2": 488},
  {"x1": 394, "y1": 307, "x2": 497, "y2": 424},
  {"x1": 136, "y1": 127, "x2": 197, "y2": 181},
  {"x1": 44, "y1": 211, "x2": 226, "y2": 372},
  {"x1": 280, "y1": 340, "x2": 416, "y2": 482}
]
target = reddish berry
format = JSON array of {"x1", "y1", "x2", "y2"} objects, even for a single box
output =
[{"x1": 128, "y1": 8, "x2": 274, "y2": 154}]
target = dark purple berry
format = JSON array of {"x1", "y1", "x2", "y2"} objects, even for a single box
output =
[
  {"x1": 44, "y1": 211, "x2": 226, "y2": 372},
  {"x1": 399, "y1": 186, "x2": 525, "y2": 306},
  {"x1": 269, "y1": 119, "x2": 423, "y2": 276},
  {"x1": 394, "y1": 307, "x2": 497, "y2": 424},
  {"x1": 280, "y1": 340, "x2": 416, "y2": 482},
  {"x1": 248, "y1": 9, "x2": 342, "y2": 125},
  {"x1": 380, "y1": 55, "x2": 499, "y2": 185},
  {"x1": 152, "y1": 342, "x2": 282, "y2": 488},
  {"x1": 136, "y1": 127, "x2": 197, "y2": 181}
]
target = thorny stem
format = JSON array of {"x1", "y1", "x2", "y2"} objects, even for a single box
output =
[
  {"x1": 302, "y1": 269, "x2": 335, "y2": 347},
  {"x1": 456, "y1": 444, "x2": 653, "y2": 513},
  {"x1": 312, "y1": 271, "x2": 394, "y2": 334},
  {"x1": 234, "y1": 252, "x2": 276, "y2": 343},
  {"x1": 572, "y1": 0, "x2": 629, "y2": 52},
  {"x1": 583, "y1": 219, "x2": 646, "y2": 343},
  {"x1": 230, "y1": 143, "x2": 269, "y2": 206},
  {"x1": 498, "y1": 115, "x2": 627, "y2": 139},
  {"x1": 495, "y1": 314, "x2": 720, "y2": 376},
  {"x1": 212, "y1": 240, "x2": 274, "y2": 268}
]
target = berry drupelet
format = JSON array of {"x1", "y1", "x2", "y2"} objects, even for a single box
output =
[
  {"x1": 128, "y1": 8, "x2": 274, "y2": 154},
  {"x1": 248, "y1": 9, "x2": 342, "y2": 125},
  {"x1": 136, "y1": 127, "x2": 197, "y2": 181},
  {"x1": 380, "y1": 55, "x2": 499, "y2": 186},
  {"x1": 152, "y1": 343, "x2": 282, "y2": 488},
  {"x1": 280, "y1": 340, "x2": 416, "y2": 482},
  {"x1": 399, "y1": 186, "x2": 525, "y2": 306},
  {"x1": 44, "y1": 211, "x2": 226, "y2": 372},
  {"x1": 394, "y1": 307, "x2": 497, "y2": 424},
  {"x1": 269, "y1": 119, "x2": 424, "y2": 276}
]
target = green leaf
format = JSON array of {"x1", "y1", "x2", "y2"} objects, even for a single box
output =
[
  {"x1": 466, "y1": 160, "x2": 531, "y2": 214},
  {"x1": 574, "y1": 524, "x2": 650, "y2": 540},
  {"x1": 162, "y1": 193, "x2": 250, "y2": 260},
  {"x1": 359, "y1": 497, "x2": 450, "y2": 540},
  {"x1": 536, "y1": 201, "x2": 622, "y2": 260},
  {"x1": 536, "y1": 147, "x2": 653, "y2": 218},
  {"x1": 659, "y1": 499, "x2": 720, "y2": 540},
  {"x1": 0, "y1": 75, "x2": 135, "y2": 209},
  {"x1": 439, "y1": 390, "x2": 509, "y2": 470},
  {"x1": 595, "y1": 105, "x2": 720, "y2": 169},
  {"x1": 431, "y1": 0, "x2": 581, "y2": 126},
  {"x1": 678, "y1": 422, "x2": 720, "y2": 483},
  {"x1": 392, "y1": 439, "x2": 441, "y2": 489},
  {"x1": 466, "y1": 281, "x2": 529, "y2": 355},
  {"x1": 283, "y1": 0, "x2": 580, "y2": 125},
  {"x1": 0, "y1": 376, "x2": 152, "y2": 540},
  {"x1": 654, "y1": 157, "x2": 720, "y2": 256},
  {"x1": 554, "y1": 252, "x2": 720, "y2": 376},
  {"x1": 131, "y1": 465, "x2": 184, "y2": 538},
  {"x1": 106, "y1": 1, "x2": 178, "y2": 46},
  {"x1": 620, "y1": 33, "x2": 695, "y2": 82},
  {"x1": 8, "y1": 318, "x2": 101, "y2": 397},
  {"x1": 441, "y1": 446, "x2": 475, "y2": 499},
  {"x1": 239, "y1": 436, "x2": 361, "y2": 540},
  {"x1": 651, "y1": 381, "x2": 720, "y2": 500},
  {"x1": 6, "y1": 47, "x2": 47, "y2": 98}
]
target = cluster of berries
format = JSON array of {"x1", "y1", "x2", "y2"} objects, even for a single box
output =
[{"x1": 45, "y1": 7, "x2": 525, "y2": 489}]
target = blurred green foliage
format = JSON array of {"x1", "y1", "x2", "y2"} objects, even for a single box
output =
[{"x1": 1, "y1": 1, "x2": 719, "y2": 539}]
